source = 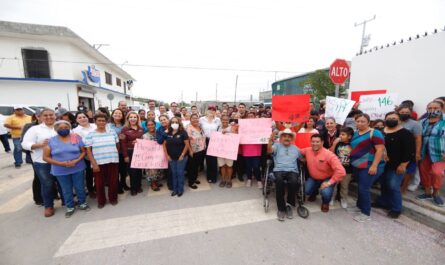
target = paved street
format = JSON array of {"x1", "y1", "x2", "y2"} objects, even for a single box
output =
[{"x1": 0, "y1": 146, "x2": 444, "y2": 265}]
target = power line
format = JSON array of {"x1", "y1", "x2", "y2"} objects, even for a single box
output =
[{"x1": 0, "y1": 57, "x2": 302, "y2": 74}]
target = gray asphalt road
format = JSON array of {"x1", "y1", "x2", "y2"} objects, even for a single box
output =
[{"x1": 0, "y1": 150, "x2": 444, "y2": 265}]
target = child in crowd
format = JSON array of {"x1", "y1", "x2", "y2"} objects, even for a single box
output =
[
  {"x1": 85, "y1": 113, "x2": 120, "y2": 208},
  {"x1": 331, "y1": 127, "x2": 354, "y2": 209}
]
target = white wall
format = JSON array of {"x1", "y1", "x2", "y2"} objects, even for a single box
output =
[
  {"x1": 0, "y1": 80, "x2": 77, "y2": 110},
  {"x1": 94, "y1": 89, "x2": 126, "y2": 110},
  {"x1": 0, "y1": 35, "x2": 128, "y2": 94},
  {"x1": 349, "y1": 31, "x2": 445, "y2": 114}
]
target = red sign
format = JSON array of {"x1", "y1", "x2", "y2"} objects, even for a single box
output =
[
  {"x1": 294, "y1": 133, "x2": 313, "y2": 149},
  {"x1": 272, "y1": 94, "x2": 310, "y2": 122},
  {"x1": 350, "y1": 90, "x2": 386, "y2": 103},
  {"x1": 329, "y1": 59, "x2": 350, "y2": 85}
]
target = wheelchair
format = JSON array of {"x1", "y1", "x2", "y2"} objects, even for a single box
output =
[{"x1": 262, "y1": 158, "x2": 309, "y2": 218}]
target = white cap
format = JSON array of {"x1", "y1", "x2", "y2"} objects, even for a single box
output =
[{"x1": 13, "y1": 105, "x2": 24, "y2": 110}]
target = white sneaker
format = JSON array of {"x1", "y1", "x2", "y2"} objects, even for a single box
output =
[
  {"x1": 407, "y1": 184, "x2": 418, "y2": 192},
  {"x1": 329, "y1": 199, "x2": 334, "y2": 206},
  {"x1": 353, "y1": 213, "x2": 371, "y2": 222},
  {"x1": 246, "y1": 179, "x2": 252, "y2": 187},
  {"x1": 340, "y1": 199, "x2": 348, "y2": 209},
  {"x1": 257, "y1": 181, "x2": 263, "y2": 189}
]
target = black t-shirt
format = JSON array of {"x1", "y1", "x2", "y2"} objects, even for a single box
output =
[
  {"x1": 334, "y1": 142, "x2": 353, "y2": 174},
  {"x1": 384, "y1": 128, "x2": 415, "y2": 170},
  {"x1": 165, "y1": 130, "x2": 189, "y2": 160}
]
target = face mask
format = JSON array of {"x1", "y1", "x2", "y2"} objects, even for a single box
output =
[
  {"x1": 385, "y1": 120, "x2": 398, "y2": 128},
  {"x1": 57, "y1": 129, "x2": 70, "y2": 137},
  {"x1": 427, "y1": 110, "x2": 442, "y2": 118},
  {"x1": 399, "y1": 114, "x2": 410, "y2": 121},
  {"x1": 171, "y1": 124, "x2": 179, "y2": 130},
  {"x1": 374, "y1": 127, "x2": 384, "y2": 131}
]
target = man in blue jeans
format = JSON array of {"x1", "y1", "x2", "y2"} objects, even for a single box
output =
[
  {"x1": 267, "y1": 129, "x2": 301, "y2": 221},
  {"x1": 300, "y1": 134, "x2": 346, "y2": 213}
]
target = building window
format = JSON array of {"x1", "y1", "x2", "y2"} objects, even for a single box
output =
[
  {"x1": 21, "y1": 49, "x2": 51, "y2": 78},
  {"x1": 116, "y1": 77, "x2": 121, "y2": 87},
  {"x1": 105, "y1": 72, "x2": 112, "y2": 85}
]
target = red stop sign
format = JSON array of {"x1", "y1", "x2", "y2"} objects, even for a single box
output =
[{"x1": 329, "y1": 59, "x2": 350, "y2": 85}]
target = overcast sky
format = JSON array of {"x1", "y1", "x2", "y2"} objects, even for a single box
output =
[{"x1": 0, "y1": 0, "x2": 444, "y2": 103}]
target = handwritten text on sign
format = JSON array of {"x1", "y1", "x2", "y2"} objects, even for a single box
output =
[
  {"x1": 358, "y1": 93, "x2": 399, "y2": 120},
  {"x1": 131, "y1": 139, "x2": 168, "y2": 169},
  {"x1": 272, "y1": 94, "x2": 310, "y2": 122},
  {"x1": 238, "y1": 118, "x2": 272, "y2": 144},
  {"x1": 325, "y1": 96, "x2": 356, "y2": 125},
  {"x1": 206, "y1": 132, "x2": 240, "y2": 160}
]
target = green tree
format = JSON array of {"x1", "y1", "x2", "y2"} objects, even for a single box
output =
[{"x1": 299, "y1": 70, "x2": 346, "y2": 100}]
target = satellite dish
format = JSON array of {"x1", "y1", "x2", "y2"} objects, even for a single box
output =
[{"x1": 107, "y1": 93, "x2": 114, "y2": 100}]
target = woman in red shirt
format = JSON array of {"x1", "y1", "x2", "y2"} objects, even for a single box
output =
[{"x1": 120, "y1": 112, "x2": 144, "y2": 196}]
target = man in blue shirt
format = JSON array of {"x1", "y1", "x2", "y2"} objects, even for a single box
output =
[{"x1": 267, "y1": 129, "x2": 301, "y2": 221}]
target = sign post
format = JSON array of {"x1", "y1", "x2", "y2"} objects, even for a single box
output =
[
  {"x1": 107, "y1": 93, "x2": 114, "y2": 110},
  {"x1": 329, "y1": 59, "x2": 350, "y2": 97}
]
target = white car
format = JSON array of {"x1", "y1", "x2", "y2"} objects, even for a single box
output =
[{"x1": 0, "y1": 105, "x2": 36, "y2": 116}]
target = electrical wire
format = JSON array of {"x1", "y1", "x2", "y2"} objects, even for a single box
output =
[{"x1": 0, "y1": 57, "x2": 302, "y2": 74}]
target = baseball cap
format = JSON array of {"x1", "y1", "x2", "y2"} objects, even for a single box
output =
[{"x1": 13, "y1": 105, "x2": 24, "y2": 110}]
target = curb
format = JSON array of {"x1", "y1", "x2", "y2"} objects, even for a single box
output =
[{"x1": 349, "y1": 182, "x2": 445, "y2": 233}]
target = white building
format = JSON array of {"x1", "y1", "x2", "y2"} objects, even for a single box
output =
[
  {"x1": 0, "y1": 20, "x2": 135, "y2": 112},
  {"x1": 349, "y1": 29, "x2": 445, "y2": 114}
]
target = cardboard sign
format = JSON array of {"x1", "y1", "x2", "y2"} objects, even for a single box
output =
[
  {"x1": 294, "y1": 133, "x2": 312, "y2": 149},
  {"x1": 350, "y1": 90, "x2": 386, "y2": 104},
  {"x1": 272, "y1": 94, "x2": 310, "y2": 122},
  {"x1": 358, "y1": 93, "x2": 399, "y2": 120},
  {"x1": 325, "y1": 96, "x2": 356, "y2": 125},
  {"x1": 238, "y1": 118, "x2": 272, "y2": 144},
  {"x1": 206, "y1": 132, "x2": 240, "y2": 160},
  {"x1": 131, "y1": 139, "x2": 168, "y2": 169}
]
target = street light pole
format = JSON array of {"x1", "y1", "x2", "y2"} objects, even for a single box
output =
[{"x1": 234, "y1": 75, "x2": 238, "y2": 105}]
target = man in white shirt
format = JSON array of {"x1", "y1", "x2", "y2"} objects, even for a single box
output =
[
  {"x1": 148, "y1": 100, "x2": 160, "y2": 121},
  {"x1": 167, "y1": 102, "x2": 179, "y2": 119},
  {"x1": 159, "y1": 104, "x2": 168, "y2": 118},
  {"x1": 0, "y1": 114, "x2": 11, "y2": 152},
  {"x1": 22, "y1": 108, "x2": 59, "y2": 217}
]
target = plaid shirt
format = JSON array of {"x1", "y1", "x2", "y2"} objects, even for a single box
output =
[{"x1": 421, "y1": 117, "x2": 445, "y2": 163}]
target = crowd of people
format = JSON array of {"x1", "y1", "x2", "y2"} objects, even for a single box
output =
[{"x1": 1, "y1": 96, "x2": 444, "y2": 222}]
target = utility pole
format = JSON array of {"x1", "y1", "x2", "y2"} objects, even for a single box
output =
[
  {"x1": 354, "y1": 15, "x2": 376, "y2": 53},
  {"x1": 195, "y1": 91, "x2": 198, "y2": 105},
  {"x1": 234, "y1": 75, "x2": 238, "y2": 105}
]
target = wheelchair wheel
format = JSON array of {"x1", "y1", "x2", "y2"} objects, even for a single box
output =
[
  {"x1": 297, "y1": 206, "x2": 309, "y2": 219},
  {"x1": 263, "y1": 197, "x2": 269, "y2": 213}
]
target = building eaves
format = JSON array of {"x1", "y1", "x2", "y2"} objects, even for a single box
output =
[{"x1": 0, "y1": 20, "x2": 136, "y2": 81}]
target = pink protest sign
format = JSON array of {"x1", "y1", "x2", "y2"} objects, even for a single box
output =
[
  {"x1": 131, "y1": 139, "x2": 168, "y2": 169},
  {"x1": 238, "y1": 118, "x2": 272, "y2": 144},
  {"x1": 206, "y1": 132, "x2": 240, "y2": 160}
]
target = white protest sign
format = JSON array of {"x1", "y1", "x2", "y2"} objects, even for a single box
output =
[
  {"x1": 358, "y1": 93, "x2": 399, "y2": 120},
  {"x1": 325, "y1": 96, "x2": 356, "y2": 125}
]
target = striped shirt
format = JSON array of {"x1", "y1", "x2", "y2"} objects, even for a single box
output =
[
  {"x1": 84, "y1": 130, "x2": 119, "y2": 165},
  {"x1": 350, "y1": 129, "x2": 385, "y2": 169},
  {"x1": 420, "y1": 118, "x2": 445, "y2": 163}
]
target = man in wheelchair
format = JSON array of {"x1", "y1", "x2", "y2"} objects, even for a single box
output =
[{"x1": 267, "y1": 129, "x2": 302, "y2": 221}]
